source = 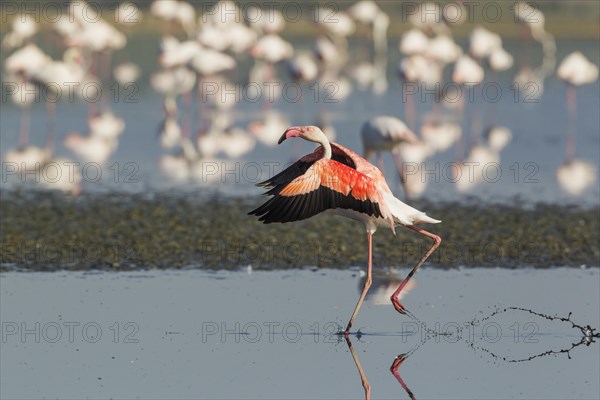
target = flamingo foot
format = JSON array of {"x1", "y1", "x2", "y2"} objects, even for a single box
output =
[
  {"x1": 344, "y1": 320, "x2": 353, "y2": 336},
  {"x1": 391, "y1": 297, "x2": 417, "y2": 320},
  {"x1": 390, "y1": 353, "x2": 409, "y2": 371}
]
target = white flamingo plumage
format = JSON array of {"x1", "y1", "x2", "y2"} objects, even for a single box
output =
[
  {"x1": 421, "y1": 122, "x2": 462, "y2": 154},
  {"x1": 248, "y1": 111, "x2": 291, "y2": 147},
  {"x1": 469, "y1": 26, "x2": 502, "y2": 60},
  {"x1": 3, "y1": 146, "x2": 51, "y2": 174},
  {"x1": 361, "y1": 116, "x2": 426, "y2": 198},
  {"x1": 114, "y1": 62, "x2": 141, "y2": 84},
  {"x1": 399, "y1": 29, "x2": 429, "y2": 56},
  {"x1": 38, "y1": 158, "x2": 82, "y2": 195},
  {"x1": 425, "y1": 35, "x2": 462, "y2": 64},
  {"x1": 453, "y1": 55, "x2": 485, "y2": 85},
  {"x1": 64, "y1": 133, "x2": 115, "y2": 164},
  {"x1": 251, "y1": 34, "x2": 294, "y2": 64},
  {"x1": 556, "y1": 160, "x2": 597, "y2": 196},
  {"x1": 489, "y1": 47, "x2": 514, "y2": 72},
  {"x1": 2, "y1": 13, "x2": 38, "y2": 50}
]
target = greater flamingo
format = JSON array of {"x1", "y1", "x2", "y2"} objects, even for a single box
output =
[
  {"x1": 38, "y1": 158, "x2": 82, "y2": 195},
  {"x1": 248, "y1": 111, "x2": 291, "y2": 146},
  {"x1": 556, "y1": 160, "x2": 596, "y2": 196},
  {"x1": 452, "y1": 55, "x2": 485, "y2": 157},
  {"x1": 398, "y1": 54, "x2": 442, "y2": 131},
  {"x1": 469, "y1": 26, "x2": 501, "y2": 61},
  {"x1": 249, "y1": 126, "x2": 441, "y2": 334},
  {"x1": 399, "y1": 29, "x2": 429, "y2": 56},
  {"x1": 453, "y1": 126, "x2": 511, "y2": 193},
  {"x1": 555, "y1": 52, "x2": 598, "y2": 196},
  {"x1": 361, "y1": 115, "x2": 418, "y2": 173},
  {"x1": 1, "y1": 13, "x2": 37, "y2": 50},
  {"x1": 150, "y1": 0, "x2": 196, "y2": 36},
  {"x1": 113, "y1": 62, "x2": 141, "y2": 85},
  {"x1": 361, "y1": 116, "x2": 430, "y2": 199},
  {"x1": 556, "y1": 51, "x2": 598, "y2": 159}
]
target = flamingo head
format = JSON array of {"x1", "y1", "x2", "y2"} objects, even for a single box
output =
[{"x1": 278, "y1": 126, "x2": 325, "y2": 145}]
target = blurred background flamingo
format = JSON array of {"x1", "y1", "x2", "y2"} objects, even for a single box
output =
[{"x1": 0, "y1": 0, "x2": 597, "y2": 202}]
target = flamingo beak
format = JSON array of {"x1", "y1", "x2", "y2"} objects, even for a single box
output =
[{"x1": 278, "y1": 127, "x2": 302, "y2": 144}]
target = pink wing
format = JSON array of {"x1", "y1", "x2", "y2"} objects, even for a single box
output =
[
  {"x1": 330, "y1": 142, "x2": 392, "y2": 194},
  {"x1": 250, "y1": 156, "x2": 391, "y2": 224}
]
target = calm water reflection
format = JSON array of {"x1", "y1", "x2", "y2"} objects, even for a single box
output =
[{"x1": 1, "y1": 268, "x2": 598, "y2": 399}]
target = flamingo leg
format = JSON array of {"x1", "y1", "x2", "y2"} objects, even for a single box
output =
[
  {"x1": 487, "y1": 70, "x2": 498, "y2": 127},
  {"x1": 197, "y1": 75, "x2": 207, "y2": 132},
  {"x1": 45, "y1": 100, "x2": 56, "y2": 153},
  {"x1": 377, "y1": 152, "x2": 384, "y2": 172},
  {"x1": 19, "y1": 105, "x2": 31, "y2": 147},
  {"x1": 262, "y1": 63, "x2": 275, "y2": 111},
  {"x1": 471, "y1": 105, "x2": 482, "y2": 147},
  {"x1": 391, "y1": 225, "x2": 441, "y2": 317},
  {"x1": 46, "y1": 100, "x2": 56, "y2": 143},
  {"x1": 392, "y1": 150, "x2": 408, "y2": 198},
  {"x1": 390, "y1": 353, "x2": 416, "y2": 400},
  {"x1": 88, "y1": 52, "x2": 98, "y2": 121},
  {"x1": 455, "y1": 89, "x2": 466, "y2": 161},
  {"x1": 566, "y1": 83, "x2": 577, "y2": 161},
  {"x1": 404, "y1": 87, "x2": 416, "y2": 132},
  {"x1": 101, "y1": 50, "x2": 112, "y2": 112},
  {"x1": 345, "y1": 335, "x2": 371, "y2": 400},
  {"x1": 345, "y1": 232, "x2": 373, "y2": 335},
  {"x1": 182, "y1": 90, "x2": 192, "y2": 139}
]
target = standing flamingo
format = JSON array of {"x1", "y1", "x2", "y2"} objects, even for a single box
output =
[
  {"x1": 249, "y1": 126, "x2": 441, "y2": 335},
  {"x1": 361, "y1": 116, "x2": 421, "y2": 197},
  {"x1": 555, "y1": 52, "x2": 598, "y2": 196},
  {"x1": 361, "y1": 116, "x2": 419, "y2": 163},
  {"x1": 2, "y1": 13, "x2": 37, "y2": 50},
  {"x1": 556, "y1": 51, "x2": 599, "y2": 157}
]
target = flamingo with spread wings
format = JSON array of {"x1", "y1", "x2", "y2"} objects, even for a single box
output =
[{"x1": 249, "y1": 126, "x2": 441, "y2": 335}]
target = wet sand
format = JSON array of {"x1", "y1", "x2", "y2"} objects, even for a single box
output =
[{"x1": 2, "y1": 191, "x2": 598, "y2": 270}]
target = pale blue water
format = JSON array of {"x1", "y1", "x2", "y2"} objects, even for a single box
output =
[
  {"x1": 1, "y1": 39, "x2": 599, "y2": 203},
  {"x1": 1, "y1": 268, "x2": 598, "y2": 399}
]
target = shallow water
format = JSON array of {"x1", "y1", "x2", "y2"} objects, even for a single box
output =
[
  {"x1": 1, "y1": 268, "x2": 598, "y2": 399},
  {"x1": 1, "y1": 38, "x2": 599, "y2": 204}
]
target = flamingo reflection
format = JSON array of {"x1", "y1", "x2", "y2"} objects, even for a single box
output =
[
  {"x1": 390, "y1": 350, "x2": 417, "y2": 400},
  {"x1": 343, "y1": 333, "x2": 418, "y2": 400},
  {"x1": 344, "y1": 335, "x2": 371, "y2": 400}
]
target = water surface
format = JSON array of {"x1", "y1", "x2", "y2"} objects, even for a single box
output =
[{"x1": 1, "y1": 268, "x2": 598, "y2": 399}]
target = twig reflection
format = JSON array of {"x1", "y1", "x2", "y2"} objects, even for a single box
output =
[{"x1": 470, "y1": 306, "x2": 599, "y2": 363}]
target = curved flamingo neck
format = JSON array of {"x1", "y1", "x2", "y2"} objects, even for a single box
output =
[
  {"x1": 311, "y1": 128, "x2": 332, "y2": 160},
  {"x1": 305, "y1": 129, "x2": 331, "y2": 159},
  {"x1": 321, "y1": 139, "x2": 332, "y2": 160}
]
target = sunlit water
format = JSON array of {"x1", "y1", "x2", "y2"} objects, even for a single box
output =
[{"x1": 1, "y1": 268, "x2": 598, "y2": 399}]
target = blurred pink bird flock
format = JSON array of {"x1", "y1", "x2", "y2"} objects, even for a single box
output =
[{"x1": 1, "y1": 0, "x2": 598, "y2": 200}]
